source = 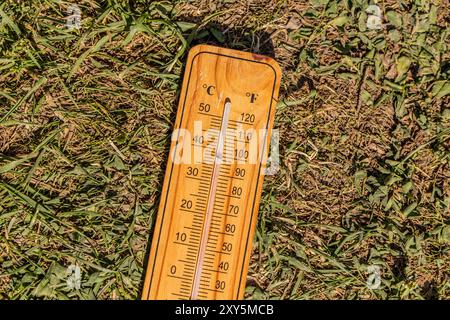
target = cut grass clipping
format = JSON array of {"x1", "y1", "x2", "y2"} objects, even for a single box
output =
[{"x1": 0, "y1": 0, "x2": 449, "y2": 299}]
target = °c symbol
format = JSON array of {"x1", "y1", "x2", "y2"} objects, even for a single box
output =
[{"x1": 203, "y1": 84, "x2": 215, "y2": 96}]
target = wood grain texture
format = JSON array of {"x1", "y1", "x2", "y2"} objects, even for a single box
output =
[{"x1": 142, "y1": 44, "x2": 281, "y2": 300}]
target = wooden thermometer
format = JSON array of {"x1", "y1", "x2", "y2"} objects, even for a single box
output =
[{"x1": 142, "y1": 44, "x2": 281, "y2": 300}]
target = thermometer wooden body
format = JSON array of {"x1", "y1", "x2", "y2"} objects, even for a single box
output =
[{"x1": 142, "y1": 45, "x2": 281, "y2": 300}]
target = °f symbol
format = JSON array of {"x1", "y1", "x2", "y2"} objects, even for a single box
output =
[
  {"x1": 246, "y1": 92, "x2": 258, "y2": 103},
  {"x1": 203, "y1": 84, "x2": 215, "y2": 95}
]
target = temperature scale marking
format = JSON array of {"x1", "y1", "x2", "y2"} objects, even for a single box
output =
[{"x1": 142, "y1": 44, "x2": 281, "y2": 300}]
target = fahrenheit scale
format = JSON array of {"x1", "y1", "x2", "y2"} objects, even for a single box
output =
[{"x1": 142, "y1": 45, "x2": 281, "y2": 300}]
